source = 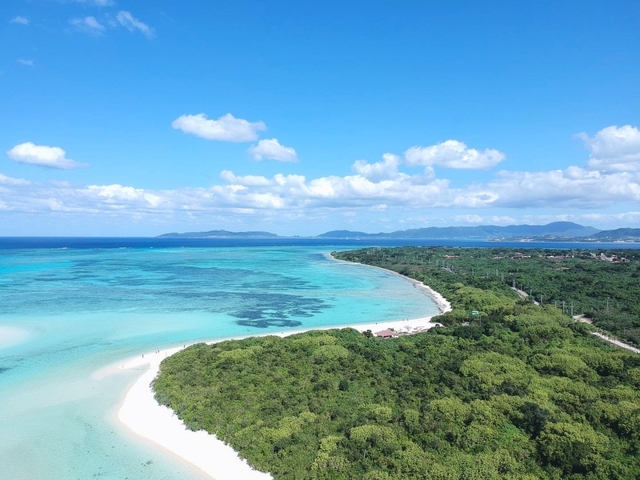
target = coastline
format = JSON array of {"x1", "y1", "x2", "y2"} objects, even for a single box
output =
[
  {"x1": 327, "y1": 252, "x2": 452, "y2": 315},
  {"x1": 115, "y1": 258, "x2": 451, "y2": 480}
]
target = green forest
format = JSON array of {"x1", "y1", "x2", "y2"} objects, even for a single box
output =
[
  {"x1": 153, "y1": 247, "x2": 640, "y2": 479},
  {"x1": 335, "y1": 247, "x2": 640, "y2": 347}
]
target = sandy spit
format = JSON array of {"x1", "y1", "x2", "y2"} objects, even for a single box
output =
[
  {"x1": 0, "y1": 326, "x2": 30, "y2": 350},
  {"x1": 114, "y1": 257, "x2": 451, "y2": 479}
]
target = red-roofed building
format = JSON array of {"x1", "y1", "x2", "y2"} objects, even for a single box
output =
[{"x1": 375, "y1": 329, "x2": 397, "y2": 338}]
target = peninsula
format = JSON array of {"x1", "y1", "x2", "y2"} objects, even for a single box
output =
[
  {"x1": 117, "y1": 261, "x2": 450, "y2": 479},
  {"x1": 130, "y1": 247, "x2": 640, "y2": 479}
]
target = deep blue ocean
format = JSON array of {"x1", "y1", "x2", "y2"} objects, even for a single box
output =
[{"x1": 1, "y1": 238, "x2": 638, "y2": 480}]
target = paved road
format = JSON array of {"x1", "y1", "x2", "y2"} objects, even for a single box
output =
[
  {"x1": 510, "y1": 286, "x2": 540, "y2": 305},
  {"x1": 591, "y1": 332, "x2": 640, "y2": 354}
]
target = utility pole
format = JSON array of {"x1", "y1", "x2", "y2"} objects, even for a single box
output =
[
  {"x1": 562, "y1": 301, "x2": 565, "y2": 314},
  {"x1": 570, "y1": 302, "x2": 574, "y2": 317}
]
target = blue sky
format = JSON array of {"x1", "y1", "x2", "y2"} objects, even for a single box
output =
[{"x1": 2, "y1": 0, "x2": 640, "y2": 236}]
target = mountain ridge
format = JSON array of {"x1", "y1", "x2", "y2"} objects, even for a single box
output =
[
  {"x1": 590, "y1": 228, "x2": 640, "y2": 241},
  {"x1": 157, "y1": 229, "x2": 279, "y2": 239},
  {"x1": 317, "y1": 222, "x2": 600, "y2": 239},
  {"x1": 159, "y1": 222, "x2": 604, "y2": 239}
]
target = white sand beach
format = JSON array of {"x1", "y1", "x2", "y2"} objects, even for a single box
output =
[
  {"x1": 118, "y1": 345, "x2": 272, "y2": 480},
  {"x1": 0, "y1": 326, "x2": 30, "y2": 350},
  {"x1": 114, "y1": 268, "x2": 451, "y2": 480}
]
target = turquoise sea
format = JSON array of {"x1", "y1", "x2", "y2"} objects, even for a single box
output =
[{"x1": 0, "y1": 242, "x2": 439, "y2": 480}]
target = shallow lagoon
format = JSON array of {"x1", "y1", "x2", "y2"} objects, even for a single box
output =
[{"x1": 0, "y1": 245, "x2": 438, "y2": 480}]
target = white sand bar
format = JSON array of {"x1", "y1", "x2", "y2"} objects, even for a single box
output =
[
  {"x1": 118, "y1": 346, "x2": 272, "y2": 480},
  {"x1": 115, "y1": 266, "x2": 451, "y2": 479},
  {"x1": 0, "y1": 326, "x2": 30, "y2": 350}
]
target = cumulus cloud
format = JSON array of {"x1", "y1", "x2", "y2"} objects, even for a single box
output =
[
  {"x1": 115, "y1": 11, "x2": 153, "y2": 38},
  {"x1": 248, "y1": 138, "x2": 298, "y2": 162},
  {"x1": 405, "y1": 140, "x2": 506, "y2": 169},
  {"x1": 220, "y1": 170, "x2": 272, "y2": 186},
  {"x1": 70, "y1": 16, "x2": 105, "y2": 35},
  {"x1": 87, "y1": 184, "x2": 161, "y2": 207},
  {"x1": 3, "y1": 126, "x2": 640, "y2": 229},
  {"x1": 0, "y1": 164, "x2": 639, "y2": 226},
  {"x1": 577, "y1": 125, "x2": 640, "y2": 172},
  {"x1": 17, "y1": 59, "x2": 34, "y2": 67},
  {"x1": 7, "y1": 143, "x2": 88, "y2": 170},
  {"x1": 217, "y1": 169, "x2": 457, "y2": 208},
  {"x1": 11, "y1": 16, "x2": 29, "y2": 25},
  {"x1": 172, "y1": 113, "x2": 266, "y2": 142},
  {"x1": 487, "y1": 167, "x2": 640, "y2": 208},
  {"x1": 352, "y1": 154, "x2": 401, "y2": 181}
]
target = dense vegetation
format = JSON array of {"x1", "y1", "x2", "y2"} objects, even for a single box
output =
[
  {"x1": 335, "y1": 247, "x2": 640, "y2": 347},
  {"x1": 154, "y1": 247, "x2": 640, "y2": 479}
]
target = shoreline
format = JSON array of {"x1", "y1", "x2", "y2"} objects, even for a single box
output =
[
  {"x1": 327, "y1": 252, "x2": 452, "y2": 315},
  {"x1": 115, "y1": 258, "x2": 451, "y2": 480}
]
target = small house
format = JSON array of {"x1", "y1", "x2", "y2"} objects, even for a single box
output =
[{"x1": 375, "y1": 329, "x2": 397, "y2": 339}]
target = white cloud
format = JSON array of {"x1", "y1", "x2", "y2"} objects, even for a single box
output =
[
  {"x1": 172, "y1": 113, "x2": 266, "y2": 142},
  {"x1": 487, "y1": 167, "x2": 640, "y2": 208},
  {"x1": 70, "y1": 16, "x2": 105, "y2": 35},
  {"x1": 17, "y1": 59, "x2": 34, "y2": 67},
  {"x1": 115, "y1": 11, "x2": 153, "y2": 38},
  {"x1": 10, "y1": 16, "x2": 29, "y2": 25},
  {"x1": 248, "y1": 138, "x2": 298, "y2": 162},
  {"x1": 7, "y1": 143, "x2": 89, "y2": 170},
  {"x1": 0, "y1": 164, "x2": 639, "y2": 229},
  {"x1": 3, "y1": 125, "x2": 640, "y2": 231},
  {"x1": 452, "y1": 214, "x2": 517, "y2": 225},
  {"x1": 0, "y1": 174, "x2": 31, "y2": 186},
  {"x1": 217, "y1": 170, "x2": 456, "y2": 208},
  {"x1": 87, "y1": 184, "x2": 161, "y2": 207},
  {"x1": 352, "y1": 154, "x2": 401, "y2": 181},
  {"x1": 220, "y1": 170, "x2": 272, "y2": 186},
  {"x1": 577, "y1": 125, "x2": 640, "y2": 172},
  {"x1": 405, "y1": 140, "x2": 506, "y2": 169}
]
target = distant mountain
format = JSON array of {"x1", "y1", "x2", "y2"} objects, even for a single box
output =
[
  {"x1": 159, "y1": 222, "x2": 622, "y2": 241},
  {"x1": 590, "y1": 228, "x2": 640, "y2": 242},
  {"x1": 318, "y1": 222, "x2": 600, "y2": 240},
  {"x1": 157, "y1": 230, "x2": 280, "y2": 238}
]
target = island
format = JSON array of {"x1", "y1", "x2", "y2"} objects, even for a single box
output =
[{"x1": 157, "y1": 230, "x2": 280, "y2": 239}]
